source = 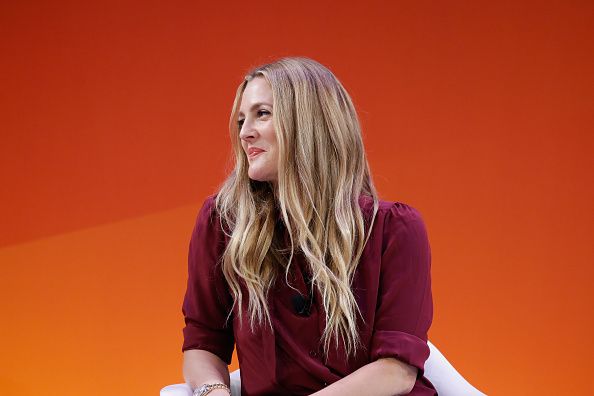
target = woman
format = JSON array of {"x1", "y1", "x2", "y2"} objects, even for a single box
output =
[{"x1": 181, "y1": 57, "x2": 435, "y2": 396}]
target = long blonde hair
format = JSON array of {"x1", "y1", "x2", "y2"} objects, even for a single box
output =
[{"x1": 215, "y1": 57, "x2": 379, "y2": 357}]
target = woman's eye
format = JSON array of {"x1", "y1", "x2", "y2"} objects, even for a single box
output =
[
  {"x1": 237, "y1": 119, "x2": 244, "y2": 129},
  {"x1": 257, "y1": 110, "x2": 270, "y2": 117}
]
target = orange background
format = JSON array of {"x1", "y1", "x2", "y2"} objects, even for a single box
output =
[{"x1": 1, "y1": 1, "x2": 592, "y2": 395}]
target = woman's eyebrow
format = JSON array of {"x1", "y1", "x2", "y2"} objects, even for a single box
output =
[{"x1": 238, "y1": 102, "x2": 272, "y2": 116}]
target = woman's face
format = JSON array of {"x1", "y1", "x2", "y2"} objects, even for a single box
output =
[{"x1": 238, "y1": 76, "x2": 279, "y2": 184}]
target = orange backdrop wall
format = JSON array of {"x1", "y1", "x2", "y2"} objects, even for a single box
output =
[{"x1": 1, "y1": 1, "x2": 592, "y2": 395}]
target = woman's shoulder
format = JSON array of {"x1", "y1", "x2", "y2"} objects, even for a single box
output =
[
  {"x1": 195, "y1": 193, "x2": 218, "y2": 221},
  {"x1": 192, "y1": 193, "x2": 226, "y2": 235},
  {"x1": 359, "y1": 195, "x2": 426, "y2": 225},
  {"x1": 202, "y1": 193, "x2": 218, "y2": 208},
  {"x1": 376, "y1": 200, "x2": 429, "y2": 257},
  {"x1": 189, "y1": 194, "x2": 230, "y2": 258}
]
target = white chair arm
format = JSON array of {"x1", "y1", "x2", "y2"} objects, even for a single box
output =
[
  {"x1": 425, "y1": 341, "x2": 486, "y2": 395},
  {"x1": 159, "y1": 383, "x2": 192, "y2": 396},
  {"x1": 159, "y1": 370, "x2": 241, "y2": 396}
]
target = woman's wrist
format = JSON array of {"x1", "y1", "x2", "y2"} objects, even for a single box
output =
[
  {"x1": 192, "y1": 382, "x2": 231, "y2": 396},
  {"x1": 209, "y1": 390, "x2": 230, "y2": 396}
]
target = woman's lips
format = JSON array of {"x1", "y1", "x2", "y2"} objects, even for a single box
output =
[
  {"x1": 248, "y1": 149, "x2": 265, "y2": 158},
  {"x1": 249, "y1": 152, "x2": 263, "y2": 159}
]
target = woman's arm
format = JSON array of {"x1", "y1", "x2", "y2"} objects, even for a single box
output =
[
  {"x1": 181, "y1": 197, "x2": 236, "y2": 395},
  {"x1": 183, "y1": 349, "x2": 231, "y2": 395},
  {"x1": 311, "y1": 357, "x2": 417, "y2": 396}
]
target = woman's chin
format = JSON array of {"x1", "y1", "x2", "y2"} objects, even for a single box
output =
[
  {"x1": 249, "y1": 176, "x2": 277, "y2": 186},
  {"x1": 247, "y1": 168, "x2": 277, "y2": 184},
  {"x1": 248, "y1": 173, "x2": 268, "y2": 182}
]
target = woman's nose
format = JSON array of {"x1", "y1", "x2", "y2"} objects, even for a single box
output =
[{"x1": 239, "y1": 118, "x2": 258, "y2": 140}]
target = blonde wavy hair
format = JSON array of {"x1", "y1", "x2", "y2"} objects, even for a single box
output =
[{"x1": 215, "y1": 57, "x2": 379, "y2": 358}]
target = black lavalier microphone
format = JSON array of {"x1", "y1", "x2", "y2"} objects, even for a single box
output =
[
  {"x1": 292, "y1": 293, "x2": 312, "y2": 316},
  {"x1": 292, "y1": 269, "x2": 314, "y2": 316}
]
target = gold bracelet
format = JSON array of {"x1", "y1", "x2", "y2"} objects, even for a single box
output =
[{"x1": 192, "y1": 382, "x2": 231, "y2": 396}]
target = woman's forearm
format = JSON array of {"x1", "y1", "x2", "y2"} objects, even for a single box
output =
[
  {"x1": 311, "y1": 357, "x2": 418, "y2": 396},
  {"x1": 183, "y1": 349, "x2": 230, "y2": 394}
]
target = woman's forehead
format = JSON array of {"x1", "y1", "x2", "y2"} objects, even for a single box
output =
[{"x1": 239, "y1": 78, "x2": 273, "y2": 114}]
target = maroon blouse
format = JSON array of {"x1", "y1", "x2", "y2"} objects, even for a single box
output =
[{"x1": 182, "y1": 194, "x2": 436, "y2": 395}]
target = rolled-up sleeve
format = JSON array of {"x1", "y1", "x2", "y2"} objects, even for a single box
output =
[
  {"x1": 181, "y1": 195, "x2": 235, "y2": 365},
  {"x1": 370, "y1": 203, "x2": 433, "y2": 376}
]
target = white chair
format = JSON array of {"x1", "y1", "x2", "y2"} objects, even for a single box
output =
[{"x1": 160, "y1": 341, "x2": 485, "y2": 395}]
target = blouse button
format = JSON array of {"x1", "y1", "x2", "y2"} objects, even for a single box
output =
[{"x1": 309, "y1": 350, "x2": 318, "y2": 358}]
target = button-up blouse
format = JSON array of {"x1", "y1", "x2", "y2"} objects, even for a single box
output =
[{"x1": 182, "y1": 194, "x2": 436, "y2": 395}]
